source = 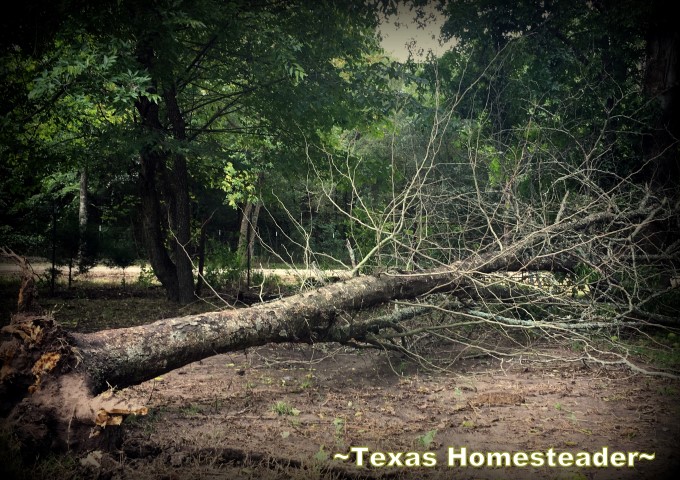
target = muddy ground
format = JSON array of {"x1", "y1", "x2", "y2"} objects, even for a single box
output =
[{"x1": 1, "y1": 267, "x2": 679, "y2": 480}]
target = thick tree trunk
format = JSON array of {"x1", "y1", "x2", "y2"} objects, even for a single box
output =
[
  {"x1": 0, "y1": 245, "x2": 580, "y2": 451},
  {"x1": 164, "y1": 86, "x2": 195, "y2": 304},
  {"x1": 73, "y1": 267, "x2": 455, "y2": 394},
  {"x1": 0, "y1": 267, "x2": 448, "y2": 453},
  {"x1": 139, "y1": 147, "x2": 181, "y2": 301},
  {"x1": 134, "y1": 50, "x2": 195, "y2": 304},
  {"x1": 0, "y1": 205, "x2": 670, "y2": 453}
]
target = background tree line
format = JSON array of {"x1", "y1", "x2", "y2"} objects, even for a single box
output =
[{"x1": 1, "y1": 0, "x2": 677, "y2": 310}]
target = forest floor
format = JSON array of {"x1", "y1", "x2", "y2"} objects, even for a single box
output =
[{"x1": 1, "y1": 265, "x2": 679, "y2": 480}]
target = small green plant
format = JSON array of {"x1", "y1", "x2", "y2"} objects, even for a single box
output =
[
  {"x1": 657, "y1": 385, "x2": 678, "y2": 396},
  {"x1": 300, "y1": 373, "x2": 314, "y2": 390},
  {"x1": 417, "y1": 429, "x2": 437, "y2": 449},
  {"x1": 272, "y1": 401, "x2": 299, "y2": 416},
  {"x1": 333, "y1": 417, "x2": 345, "y2": 445},
  {"x1": 314, "y1": 445, "x2": 329, "y2": 462},
  {"x1": 182, "y1": 404, "x2": 203, "y2": 416},
  {"x1": 461, "y1": 420, "x2": 475, "y2": 429},
  {"x1": 126, "y1": 407, "x2": 162, "y2": 434},
  {"x1": 251, "y1": 271, "x2": 282, "y2": 289},
  {"x1": 137, "y1": 263, "x2": 158, "y2": 287},
  {"x1": 554, "y1": 402, "x2": 563, "y2": 411}
]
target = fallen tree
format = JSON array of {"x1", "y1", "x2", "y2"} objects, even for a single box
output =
[{"x1": 1, "y1": 191, "x2": 678, "y2": 454}]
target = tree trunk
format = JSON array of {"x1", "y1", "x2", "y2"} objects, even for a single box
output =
[
  {"x1": 164, "y1": 86, "x2": 195, "y2": 304},
  {"x1": 195, "y1": 216, "x2": 209, "y2": 296},
  {"x1": 1, "y1": 260, "x2": 471, "y2": 453},
  {"x1": 237, "y1": 201, "x2": 261, "y2": 288},
  {"x1": 134, "y1": 50, "x2": 195, "y2": 304},
  {"x1": 0, "y1": 205, "x2": 669, "y2": 453},
  {"x1": 139, "y1": 146, "x2": 181, "y2": 301},
  {"x1": 77, "y1": 168, "x2": 88, "y2": 271},
  {"x1": 237, "y1": 202, "x2": 255, "y2": 261},
  {"x1": 0, "y1": 245, "x2": 584, "y2": 453}
]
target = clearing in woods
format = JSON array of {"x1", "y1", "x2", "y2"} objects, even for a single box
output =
[{"x1": 0, "y1": 265, "x2": 678, "y2": 479}]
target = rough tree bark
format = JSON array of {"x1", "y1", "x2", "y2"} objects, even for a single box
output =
[
  {"x1": 0, "y1": 247, "x2": 552, "y2": 453},
  {"x1": 237, "y1": 201, "x2": 261, "y2": 264},
  {"x1": 0, "y1": 205, "x2": 673, "y2": 454},
  {"x1": 134, "y1": 46, "x2": 195, "y2": 304}
]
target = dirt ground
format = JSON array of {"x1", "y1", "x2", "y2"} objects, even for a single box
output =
[
  {"x1": 86, "y1": 344, "x2": 675, "y2": 480},
  {"x1": 1, "y1": 265, "x2": 679, "y2": 480}
]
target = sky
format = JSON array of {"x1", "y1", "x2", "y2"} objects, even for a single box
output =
[{"x1": 378, "y1": 3, "x2": 454, "y2": 62}]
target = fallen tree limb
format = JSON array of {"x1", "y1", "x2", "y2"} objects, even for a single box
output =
[{"x1": 0, "y1": 198, "x2": 677, "y2": 453}]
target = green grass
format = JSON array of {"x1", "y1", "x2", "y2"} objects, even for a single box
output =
[{"x1": 272, "y1": 401, "x2": 299, "y2": 416}]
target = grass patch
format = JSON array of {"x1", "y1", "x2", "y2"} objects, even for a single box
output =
[{"x1": 272, "y1": 401, "x2": 299, "y2": 416}]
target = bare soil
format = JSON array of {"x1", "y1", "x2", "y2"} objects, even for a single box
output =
[
  {"x1": 105, "y1": 344, "x2": 679, "y2": 480},
  {"x1": 1, "y1": 266, "x2": 679, "y2": 480}
]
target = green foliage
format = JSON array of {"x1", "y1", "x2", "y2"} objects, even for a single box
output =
[
  {"x1": 417, "y1": 429, "x2": 437, "y2": 449},
  {"x1": 221, "y1": 162, "x2": 258, "y2": 208},
  {"x1": 1, "y1": 0, "x2": 396, "y2": 301},
  {"x1": 100, "y1": 226, "x2": 138, "y2": 271},
  {"x1": 272, "y1": 401, "x2": 299, "y2": 416},
  {"x1": 203, "y1": 240, "x2": 244, "y2": 288},
  {"x1": 333, "y1": 417, "x2": 345, "y2": 445},
  {"x1": 181, "y1": 404, "x2": 204, "y2": 416},
  {"x1": 435, "y1": 0, "x2": 653, "y2": 184},
  {"x1": 137, "y1": 264, "x2": 159, "y2": 287}
]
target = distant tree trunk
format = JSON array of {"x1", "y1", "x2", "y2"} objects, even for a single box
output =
[
  {"x1": 77, "y1": 168, "x2": 88, "y2": 271},
  {"x1": 238, "y1": 201, "x2": 261, "y2": 285},
  {"x1": 195, "y1": 211, "x2": 215, "y2": 296},
  {"x1": 50, "y1": 203, "x2": 57, "y2": 296},
  {"x1": 249, "y1": 202, "x2": 261, "y2": 257},
  {"x1": 237, "y1": 203, "x2": 253, "y2": 259}
]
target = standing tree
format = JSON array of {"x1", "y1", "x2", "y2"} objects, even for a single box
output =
[{"x1": 5, "y1": 0, "x2": 399, "y2": 303}]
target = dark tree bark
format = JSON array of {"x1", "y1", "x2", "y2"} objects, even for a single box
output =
[
  {"x1": 163, "y1": 85, "x2": 195, "y2": 304},
  {"x1": 134, "y1": 56, "x2": 196, "y2": 303},
  {"x1": 138, "y1": 143, "x2": 181, "y2": 301}
]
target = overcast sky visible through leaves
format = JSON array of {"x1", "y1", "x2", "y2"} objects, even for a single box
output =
[{"x1": 379, "y1": 3, "x2": 454, "y2": 61}]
